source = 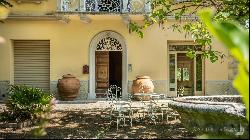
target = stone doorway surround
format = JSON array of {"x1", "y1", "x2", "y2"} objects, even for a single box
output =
[{"x1": 88, "y1": 30, "x2": 128, "y2": 99}]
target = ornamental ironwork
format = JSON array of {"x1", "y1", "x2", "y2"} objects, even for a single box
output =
[
  {"x1": 96, "y1": 36, "x2": 123, "y2": 51},
  {"x1": 59, "y1": 0, "x2": 150, "y2": 13},
  {"x1": 97, "y1": 0, "x2": 121, "y2": 12},
  {"x1": 84, "y1": 0, "x2": 96, "y2": 11}
]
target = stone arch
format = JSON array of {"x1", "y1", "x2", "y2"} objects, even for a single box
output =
[{"x1": 88, "y1": 30, "x2": 128, "y2": 99}]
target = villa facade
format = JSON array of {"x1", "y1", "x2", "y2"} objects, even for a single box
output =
[{"x1": 0, "y1": 0, "x2": 238, "y2": 101}]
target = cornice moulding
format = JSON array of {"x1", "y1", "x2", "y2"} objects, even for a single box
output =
[
  {"x1": 6, "y1": 14, "x2": 70, "y2": 23},
  {"x1": 14, "y1": 0, "x2": 47, "y2": 4},
  {"x1": 7, "y1": 14, "x2": 58, "y2": 21}
]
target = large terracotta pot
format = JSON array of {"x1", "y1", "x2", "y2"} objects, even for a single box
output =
[
  {"x1": 57, "y1": 74, "x2": 80, "y2": 101},
  {"x1": 132, "y1": 76, "x2": 154, "y2": 101}
]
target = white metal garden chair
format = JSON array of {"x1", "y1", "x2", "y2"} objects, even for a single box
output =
[{"x1": 106, "y1": 85, "x2": 134, "y2": 130}]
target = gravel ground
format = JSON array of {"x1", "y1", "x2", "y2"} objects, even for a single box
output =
[
  {"x1": 0, "y1": 101, "x2": 197, "y2": 139},
  {"x1": 55, "y1": 100, "x2": 171, "y2": 110}
]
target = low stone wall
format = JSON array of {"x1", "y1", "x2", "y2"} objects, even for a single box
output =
[
  {"x1": 129, "y1": 80, "x2": 238, "y2": 97},
  {"x1": 0, "y1": 80, "x2": 239, "y2": 101},
  {"x1": 205, "y1": 80, "x2": 238, "y2": 95},
  {"x1": 177, "y1": 95, "x2": 243, "y2": 103},
  {"x1": 0, "y1": 81, "x2": 9, "y2": 101},
  {"x1": 168, "y1": 95, "x2": 248, "y2": 139}
]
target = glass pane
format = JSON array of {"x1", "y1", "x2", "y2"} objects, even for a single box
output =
[
  {"x1": 183, "y1": 68, "x2": 190, "y2": 81},
  {"x1": 196, "y1": 54, "x2": 203, "y2": 91},
  {"x1": 177, "y1": 68, "x2": 182, "y2": 81},
  {"x1": 169, "y1": 54, "x2": 176, "y2": 91}
]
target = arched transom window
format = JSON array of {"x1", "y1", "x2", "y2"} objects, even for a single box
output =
[
  {"x1": 93, "y1": 31, "x2": 124, "y2": 51},
  {"x1": 96, "y1": 36, "x2": 122, "y2": 51}
]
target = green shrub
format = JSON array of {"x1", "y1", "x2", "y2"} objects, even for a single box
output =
[{"x1": 5, "y1": 85, "x2": 54, "y2": 122}]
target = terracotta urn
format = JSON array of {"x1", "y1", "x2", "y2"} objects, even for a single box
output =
[
  {"x1": 57, "y1": 74, "x2": 80, "y2": 101},
  {"x1": 132, "y1": 76, "x2": 154, "y2": 101}
]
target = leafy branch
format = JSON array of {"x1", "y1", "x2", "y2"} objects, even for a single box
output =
[
  {"x1": 0, "y1": 0, "x2": 12, "y2": 7},
  {"x1": 128, "y1": 0, "x2": 249, "y2": 63},
  {"x1": 199, "y1": 8, "x2": 249, "y2": 121}
]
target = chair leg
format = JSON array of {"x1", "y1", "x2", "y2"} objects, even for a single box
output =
[
  {"x1": 161, "y1": 111, "x2": 164, "y2": 121},
  {"x1": 130, "y1": 118, "x2": 133, "y2": 127},
  {"x1": 123, "y1": 117, "x2": 126, "y2": 125},
  {"x1": 117, "y1": 118, "x2": 119, "y2": 131}
]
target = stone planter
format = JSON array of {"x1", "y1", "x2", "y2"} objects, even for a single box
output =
[
  {"x1": 132, "y1": 76, "x2": 154, "y2": 101},
  {"x1": 57, "y1": 74, "x2": 80, "y2": 101},
  {"x1": 168, "y1": 95, "x2": 249, "y2": 139}
]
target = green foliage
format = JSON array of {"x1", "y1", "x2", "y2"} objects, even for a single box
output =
[
  {"x1": 0, "y1": 0, "x2": 12, "y2": 7},
  {"x1": 6, "y1": 85, "x2": 55, "y2": 137},
  {"x1": 197, "y1": 134, "x2": 236, "y2": 139},
  {"x1": 129, "y1": 0, "x2": 249, "y2": 63},
  {"x1": 199, "y1": 8, "x2": 249, "y2": 121},
  {"x1": 6, "y1": 85, "x2": 53, "y2": 120},
  {"x1": 169, "y1": 96, "x2": 249, "y2": 139},
  {"x1": 129, "y1": 22, "x2": 144, "y2": 38}
]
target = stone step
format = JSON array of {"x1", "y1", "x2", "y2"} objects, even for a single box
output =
[{"x1": 96, "y1": 93, "x2": 107, "y2": 98}]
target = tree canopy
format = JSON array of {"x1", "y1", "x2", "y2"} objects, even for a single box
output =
[
  {"x1": 129, "y1": 0, "x2": 249, "y2": 62},
  {"x1": 0, "y1": 0, "x2": 12, "y2": 7}
]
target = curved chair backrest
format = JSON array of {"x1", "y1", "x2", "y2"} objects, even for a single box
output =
[{"x1": 106, "y1": 85, "x2": 122, "y2": 101}]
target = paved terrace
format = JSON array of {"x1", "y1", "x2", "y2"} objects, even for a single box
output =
[
  {"x1": 0, "y1": 99, "x2": 196, "y2": 139},
  {"x1": 0, "y1": 99, "x2": 173, "y2": 111}
]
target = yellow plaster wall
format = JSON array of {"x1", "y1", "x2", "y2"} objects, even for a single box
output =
[
  {"x1": 0, "y1": 40, "x2": 11, "y2": 81},
  {"x1": 0, "y1": 19, "x2": 229, "y2": 83},
  {"x1": 204, "y1": 39, "x2": 229, "y2": 80},
  {"x1": 0, "y1": 1, "x2": 230, "y2": 83},
  {"x1": 9, "y1": 0, "x2": 57, "y2": 14}
]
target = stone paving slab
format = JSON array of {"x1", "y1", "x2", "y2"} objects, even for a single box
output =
[
  {"x1": 0, "y1": 100, "x2": 172, "y2": 111},
  {"x1": 55, "y1": 100, "x2": 172, "y2": 111}
]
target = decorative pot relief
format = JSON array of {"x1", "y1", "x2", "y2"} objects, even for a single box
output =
[{"x1": 132, "y1": 76, "x2": 154, "y2": 101}]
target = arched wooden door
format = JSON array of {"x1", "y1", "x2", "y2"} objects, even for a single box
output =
[{"x1": 89, "y1": 31, "x2": 128, "y2": 99}]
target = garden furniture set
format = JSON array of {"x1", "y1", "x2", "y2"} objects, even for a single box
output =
[{"x1": 106, "y1": 85, "x2": 180, "y2": 130}]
